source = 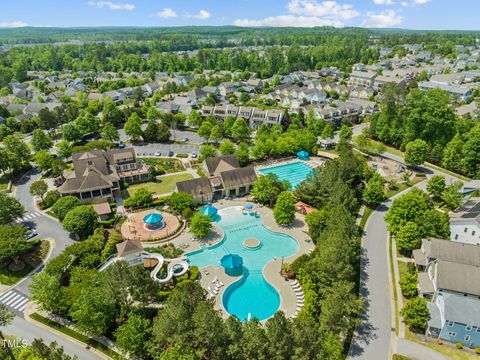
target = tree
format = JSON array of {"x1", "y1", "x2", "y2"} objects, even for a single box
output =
[
  {"x1": 0, "y1": 224, "x2": 33, "y2": 264},
  {"x1": 426, "y1": 175, "x2": 446, "y2": 199},
  {"x1": 210, "y1": 124, "x2": 223, "y2": 143},
  {"x1": 251, "y1": 173, "x2": 290, "y2": 207},
  {"x1": 443, "y1": 181, "x2": 464, "y2": 210},
  {"x1": 199, "y1": 144, "x2": 217, "y2": 162},
  {"x1": 115, "y1": 314, "x2": 151, "y2": 358},
  {"x1": 321, "y1": 123, "x2": 334, "y2": 139},
  {"x1": 363, "y1": 173, "x2": 386, "y2": 207},
  {"x1": 385, "y1": 188, "x2": 429, "y2": 234},
  {"x1": 3, "y1": 134, "x2": 30, "y2": 172},
  {"x1": 0, "y1": 304, "x2": 13, "y2": 328},
  {"x1": 274, "y1": 191, "x2": 296, "y2": 225},
  {"x1": 235, "y1": 142, "x2": 250, "y2": 167},
  {"x1": 62, "y1": 205, "x2": 98, "y2": 238},
  {"x1": 42, "y1": 190, "x2": 61, "y2": 209},
  {"x1": 198, "y1": 121, "x2": 213, "y2": 142},
  {"x1": 230, "y1": 117, "x2": 251, "y2": 142},
  {"x1": 101, "y1": 231, "x2": 123, "y2": 261},
  {"x1": 56, "y1": 140, "x2": 73, "y2": 159},
  {"x1": 400, "y1": 297, "x2": 429, "y2": 332},
  {"x1": 124, "y1": 188, "x2": 152, "y2": 208},
  {"x1": 188, "y1": 110, "x2": 202, "y2": 128},
  {"x1": 51, "y1": 195, "x2": 82, "y2": 220},
  {"x1": 305, "y1": 209, "x2": 327, "y2": 242},
  {"x1": 190, "y1": 212, "x2": 212, "y2": 238},
  {"x1": 29, "y1": 271, "x2": 67, "y2": 314},
  {"x1": 442, "y1": 134, "x2": 464, "y2": 174},
  {"x1": 156, "y1": 122, "x2": 171, "y2": 142},
  {"x1": 29, "y1": 180, "x2": 48, "y2": 200},
  {"x1": 167, "y1": 192, "x2": 194, "y2": 214},
  {"x1": 219, "y1": 140, "x2": 235, "y2": 155},
  {"x1": 404, "y1": 139, "x2": 428, "y2": 167},
  {"x1": 31, "y1": 129, "x2": 53, "y2": 151},
  {"x1": 70, "y1": 285, "x2": 116, "y2": 335},
  {"x1": 0, "y1": 193, "x2": 24, "y2": 225},
  {"x1": 62, "y1": 123, "x2": 82, "y2": 142},
  {"x1": 100, "y1": 122, "x2": 119, "y2": 142},
  {"x1": 34, "y1": 150, "x2": 54, "y2": 172},
  {"x1": 124, "y1": 113, "x2": 143, "y2": 141},
  {"x1": 51, "y1": 159, "x2": 67, "y2": 177},
  {"x1": 339, "y1": 125, "x2": 353, "y2": 141},
  {"x1": 396, "y1": 222, "x2": 421, "y2": 252},
  {"x1": 399, "y1": 271, "x2": 418, "y2": 298},
  {"x1": 75, "y1": 112, "x2": 99, "y2": 135}
]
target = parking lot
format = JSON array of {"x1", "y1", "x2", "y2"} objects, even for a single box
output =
[{"x1": 133, "y1": 143, "x2": 200, "y2": 157}]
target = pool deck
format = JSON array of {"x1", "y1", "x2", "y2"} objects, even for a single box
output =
[
  {"x1": 165, "y1": 198, "x2": 315, "y2": 321},
  {"x1": 254, "y1": 156, "x2": 325, "y2": 173}
]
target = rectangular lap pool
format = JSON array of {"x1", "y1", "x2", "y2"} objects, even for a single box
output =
[{"x1": 258, "y1": 161, "x2": 314, "y2": 189}]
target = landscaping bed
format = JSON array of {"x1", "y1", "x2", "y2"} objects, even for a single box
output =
[
  {"x1": 138, "y1": 157, "x2": 185, "y2": 174},
  {"x1": 127, "y1": 173, "x2": 194, "y2": 196}
]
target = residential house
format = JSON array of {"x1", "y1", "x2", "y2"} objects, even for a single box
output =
[
  {"x1": 58, "y1": 148, "x2": 148, "y2": 202},
  {"x1": 175, "y1": 155, "x2": 257, "y2": 203},
  {"x1": 456, "y1": 102, "x2": 478, "y2": 118},
  {"x1": 413, "y1": 238, "x2": 480, "y2": 348},
  {"x1": 418, "y1": 81, "x2": 473, "y2": 101},
  {"x1": 373, "y1": 75, "x2": 407, "y2": 90},
  {"x1": 449, "y1": 198, "x2": 480, "y2": 245},
  {"x1": 348, "y1": 71, "x2": 377, "y2": 87}
]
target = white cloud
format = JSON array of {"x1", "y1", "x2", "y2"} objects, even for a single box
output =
[
  {"x1": 362, "y1": 9, "x2": 403, "y2": 28},
  {"x1": 287, "y1": 0, "x2": 359, "y2": 20},
  {"x1": 193, "y1": 10, "x2": 211, "y2": 20},
  {"x1": 373, "y1": 0, "x2": 394, "y2": 4},
  {"x1": 155, "y1": 8, "x2": 177, "y2": 18},
  {"x1": 0, "y1": 21, "x2": 28, "y2": 28},
  {"x1": 401, "y1": 1, "x2": 409, "y2": 6},
  {"x1": 234, "y1": 0, "x2": 359, "y2": 28},
  {"x1": 234, "y1": 15, "x2": 343, "y2": 27},
  {"x1": 414, "y1": 0, "x2": 431, "y2": 3},
  {"x1": 87, "y1": 1, "x2": 135, "y2": 11}
]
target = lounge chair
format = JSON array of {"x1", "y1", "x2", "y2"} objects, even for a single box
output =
[
  {"x1": 294, "y1": 288, "x2": 303, "y2": 293},
  {"x1": 217, "y1": 281, "x2": 224, "y2": 287},
  {"x1": 212, "y1": 277, "x2": 218, "y2": 283},
  {"x1": 297, "y1": 295, "x2": 305, "y2": 300},
  {"x1": 292, "y1": 284, "x2": 301, "y2": 289},
  {"x1": 291, "y1": 280, "x2": 299, "y2": 286}
]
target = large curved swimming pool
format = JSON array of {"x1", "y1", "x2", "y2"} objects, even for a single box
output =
[{"x1": 187, "y1": 206, "x2": 299, "y2": 321}]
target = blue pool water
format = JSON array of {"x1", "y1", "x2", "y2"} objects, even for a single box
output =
[
  {"x1": 259, "y1": 161, "x2": 314, "y2": 189},
  {"x1": 187, "y1": 206, "x2": 299, "y2": 321}
]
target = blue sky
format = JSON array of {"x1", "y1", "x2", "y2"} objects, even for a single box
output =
[{"x1": 0, "y1": 0, "x2": 478, "y2": 30}]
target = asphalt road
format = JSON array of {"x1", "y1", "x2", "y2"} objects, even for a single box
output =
[
  {"x1": 349, "y1": 150, "x2": 461, "y2": 360},
  {"x1": 2, "y1": 169, "x2": 101, "y2": 360}
]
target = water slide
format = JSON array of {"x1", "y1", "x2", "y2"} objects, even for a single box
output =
[
  {"x1": 99, "y1": 252, "x2": 189, "y2": 283},
  {"x1": 147, "y1": 253, "x2": 189, "y2": 283}
]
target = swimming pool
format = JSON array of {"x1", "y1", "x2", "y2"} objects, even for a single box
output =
[
  {"x1": 187, "y1": 206, "x2": 299, "y2": 321},
  {"x1": 259, "y1": 161, "x2": 314, "y2": 189}
]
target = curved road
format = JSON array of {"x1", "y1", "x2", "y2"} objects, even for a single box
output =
[
  {"x1": 4, "y1": 168, "x2": 102, "y2": 360},
  {"x1": 348, "y1": 151, "x2": 461, "y2": 360}
]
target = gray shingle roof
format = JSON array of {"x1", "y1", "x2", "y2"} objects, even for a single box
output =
[{"x1": 423, "y1": 238, "x2": 480, "y2": 266}]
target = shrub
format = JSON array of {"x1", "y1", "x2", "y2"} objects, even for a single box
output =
[
  {"x1": 124, "y1": 188, "x2": 153, "y2": 208},
  {"x1": 39, "y1": 190, "x2": 61, "y2": 210},
  {"x1": 98, "y1": 214, "x2": 119, "y2": 227},
  {"x1": 167, "y1": 192, "x2": 194, "y2": 214},
  {"x1": 399, "y1": 272, "x2": 418, "y2": 298},
  {"x1": 392, "y1": 355, "x2": 413, "y2": 360},
  {"x1": 176, "y1": 153, "x2": 188, "y2": 158},
  {"x1": 475, "y1": 347, "x2": 480, "y2": 354},
  {"x1": 189, "y1": 212, "x2": 212, "y2": 238},
  {"x1": 51, "y1": 196, "x2": 82, "y2": 220},
  {"x1": 455, "y1": 343, "x2": 463, "y2": 349},
  {"x1": 156, "y1": 165, "x2": 166, "y2": 176},
  {"x1": 189, "y1": 266, "x2": 200, "y2": 281},
  {"x1": 62, "y1": 205, "x2": 99, "y2": 239}
]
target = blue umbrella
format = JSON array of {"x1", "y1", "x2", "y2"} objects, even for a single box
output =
[
  {"x1": 296, "y1": 150, "x2": 310, "y2": 160},
  {"x1": 245, "y1": 203, "x2": 254, "y2": 210},
  {"x1": 143, "y1": 212, "x2": 164, "y2": 225},
  {"x1": 220, "y1": 254, "x2": 243, "y2": 270},
  {"x1": 200, "y1": 204, "x2": 218, "y2": 217}
]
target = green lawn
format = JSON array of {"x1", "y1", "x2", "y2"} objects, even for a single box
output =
[
  {"x1": 128, "y1": 173, "x2": 194, "y2": 196},
  {"x1": 0, "y1": 263, "x2": 33, "y2": 285},
  {"x1": 0, "y1": 176, "x2": 9, "y2": 191}
]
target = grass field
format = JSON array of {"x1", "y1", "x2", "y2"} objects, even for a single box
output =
[
  {"x1": 0, "y1": 264, "x2": 33, "y2": 285},
  {"x1": 128, "y1": 173, "x2": 194, "y2": 196}
]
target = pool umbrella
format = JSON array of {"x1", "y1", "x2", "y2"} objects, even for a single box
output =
[
  {"x1": 296, "y1": 150, "x2": 310, "y2": 160},
  {"x1": 200, "y1": 204, "x2": 218, "y2": 217},
  {"x1": 221, "y1": 254, "x2": 244, "y2": 276},
  {"x1": 143, "y1": 212, "x2": 164, "y2": 225},
  {"x1": 245, "y1": 203, "x2": 254, "y2": 210}
]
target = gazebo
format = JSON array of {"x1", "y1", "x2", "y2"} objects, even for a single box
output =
[
  {"x1": 143, "y1": 212, "x2": 165, "y2": 230},
  {"x1": 220, "y1": 254, "x2": 244, "y2": 276},
  {"x1": 200, "y1": 204, "x2": 218, "y2": 218},
  {"x1": 297, "y1": 150, "x2": 310, "y2": 160}
]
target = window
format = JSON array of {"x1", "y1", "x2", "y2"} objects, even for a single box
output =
[
  {"x1": 447, "y1": 321, "x2": 454, "y2": 327},
  {"x1": 465, "y1": 227, "x2": 468, "y2": 233},
  {"x1": 465, "y1": 335, "x2": 471, "y2": 341},
  {"x1": 477, "y1": 328, "x2": 480, "y2": 333},
  {"x1": 448, "y1": 331, "x2": 456, "y2": 337},
  {"x1": 473, "y1": 231, "x2": 476, "y2": 236},
  {"x1": 466, "y1": 325, "x2": 472, "y2": 331},
  {"x1": 455, "y1": 234, "x2": 459, "y2": 240}
]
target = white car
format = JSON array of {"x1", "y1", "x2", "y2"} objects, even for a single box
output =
[
  {"x1": 191, "y1": 153, "x2": 198, "y2": 158},
  {"x1": 154, "y1": 151, "x2": 161, "y2": 157}
]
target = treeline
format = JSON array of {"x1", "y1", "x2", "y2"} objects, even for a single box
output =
[{"x1": 370, "y1": 83, "x2": 480, "y2": 178}]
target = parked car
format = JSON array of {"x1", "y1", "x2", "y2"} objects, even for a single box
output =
[
  {"x1": 155, "y1": 151, "x2": 161, "y2": 156},
  {"x1": 26, "y1": 230, "x2": 38, "y2": 241},
  {"x1": 118, "y1": 141, "x2": 125, "y2": 148},
  {"x1": 168, "y1": 150, "x2": 174, "y2": 157},
  {"x1": 191, "y1": 152, "x2": 198, "y2": 158},
  {"x1": 182, "y1": 138, "x2": 189, "y2": 142}
]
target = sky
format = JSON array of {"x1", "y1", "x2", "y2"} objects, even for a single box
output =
[{"x1": 0, "y1": 0, "x2": 478, "y2": 30}]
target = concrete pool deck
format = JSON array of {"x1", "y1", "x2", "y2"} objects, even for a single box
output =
[
  {"x1": 169, "y1": 198, "x2": 315, "y2": 320},
  {"x1": 254, "y1": 156, "x2": 325, "y2": 173}
]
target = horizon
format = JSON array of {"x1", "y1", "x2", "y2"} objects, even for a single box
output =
[{"x1": 1, "y1": 0, "x2": 479, "y2": 31}]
